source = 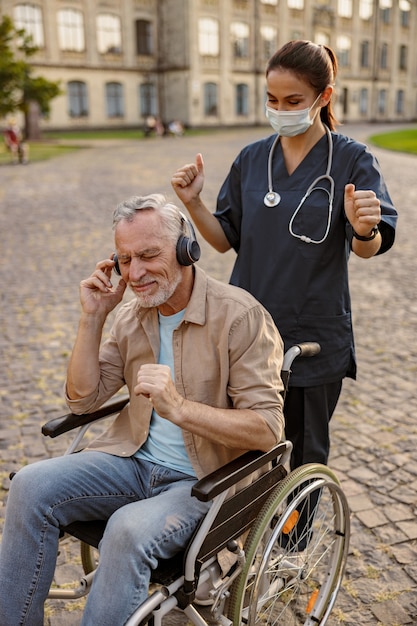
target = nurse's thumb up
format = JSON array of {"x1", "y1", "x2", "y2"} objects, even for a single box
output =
[
  {"x1": 196, "y1": 153, "x2": 205, "y2": 175},
  {"x1": 344, "y1": 183, "x2": 355, "y2": 222}
]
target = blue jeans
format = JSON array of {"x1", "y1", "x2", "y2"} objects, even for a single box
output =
[{"x1": 0, "y1": 451, "x2": 210, "y2": 626}]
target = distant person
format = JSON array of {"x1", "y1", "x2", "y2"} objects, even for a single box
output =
[
  {"x1": 3, "y1": 118, "x2": 29, "y2": 164},
  {"x1": 168, "y1": 120, "x2": 184, "y2": 137},
  {"x1": 172, "y1": 39, "x2": 398, "y2": 472}
]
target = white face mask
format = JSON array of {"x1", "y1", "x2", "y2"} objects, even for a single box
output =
[{"x1": 265, "y1": 94, "x2": 322, "y2": 137}]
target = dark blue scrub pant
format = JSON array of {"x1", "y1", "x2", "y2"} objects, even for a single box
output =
[{"x1": 284, "y1": 381, "x2": 343, "y2": 471}]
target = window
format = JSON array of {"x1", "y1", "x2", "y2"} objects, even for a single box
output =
[
  {"x1": 13, "y1": 4, "x2": 44, "y2": 47},
  {"x1": 359, "y1": 88, "x2": 368, "y2": 116},
  {"x1": 359, "y1": 0, "x2": 373, "y2": 19},
  {"x1": 288, "y1": 0, "x2": 304, "y2": 9},
  {"x1": 260, "y1": 25, "x2": 277, "y2": 60},
  {"x1": 338, "y1": 0, "x2": 352, "y2": 18},
  {"x1": 68, "y1": 81, "x2": 88, "y2": 117},
  {"x1": 380, "y1": 0, "x2": 391, "y2": 24},
  {"x1": 139, "y1": 83, "x2": 157, "y2": 117},
  {"x1": 378, "y1": 89, "x2": 387, "y2": 115},
  {"x1": 236, "y1": 84, "x2": 249, "y2": 115},
  {"x1": 204, "y1": 82, "x2": 218, "y2": 116},
  {"x1": 199, "y1": 18, "x2": 219, "y2": 56},
  {"x1": 337, "y1": 35, "x2": 351, "y2": 67},
  {"x1": 106, "y1": 82, "x2": 124, "y2": 117},
  {"x1": 360, "y1": 41, "x2": 370, "y2": 68},
  {"x1": 97, "y1": 13, "x2": 122, "y2": 54},
  {"x1": 57, "y1": 9, "x2": 84, "y2": 52},
  {"x1": 399, "y1": 45, "x2": 407, "y2": 70},
  {"x1": 261, "y1": 0, "x2": 278, "y2": 4},
  {"x1": 396, "y1": 90, "x2": 404, "y2": 114},
  {"x1": 135, "y1": 19, "x2": 153, "y2": 55},
  {"x1": 231, "y1": 22, "x2": 249, "y2": 59},
  {"x1": 399, "y1": 0, "x2": 410, "y2": 27},
  {"x1": 380, "y1": 42, "x2": 388, "y2": 69}
]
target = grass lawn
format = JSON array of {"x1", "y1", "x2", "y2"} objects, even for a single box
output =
[
  {"x1": 368, "y1": 127, "x2": 417, "y2": 155},
  {"x1": 0, "y1": 127, "x2": 210, "y2": 165},
  {"x1": 0, "y1": 141, "x2": 82, "y2": 166},
  {"x1": 1, "y1": 126, "x2": 417, "y2": 166}
]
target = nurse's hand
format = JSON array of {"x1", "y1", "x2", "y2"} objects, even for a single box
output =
[
  {"x1": 344, "y1": 183, "x2": 381, "y2": 237},
  {"x1": 171, "y1": 153, "x2": 205, "y2": 205}
]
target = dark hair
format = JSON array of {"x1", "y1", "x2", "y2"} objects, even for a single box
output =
[{"x1": 266, "y1": 40, "x2": 339, "y2": 131}]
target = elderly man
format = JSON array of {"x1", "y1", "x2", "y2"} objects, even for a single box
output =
[{"x1": 0, "y1": 194, "x2": 284, "y2": 626}]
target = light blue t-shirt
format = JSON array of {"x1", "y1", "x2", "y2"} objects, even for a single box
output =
[{"x1": 135, "y1": 309, "x2": 196, "y2": 477}]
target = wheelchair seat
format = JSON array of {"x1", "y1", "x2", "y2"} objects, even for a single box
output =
[{"x1": 39, "y1": 342, "x2": 350, "y2": 626}]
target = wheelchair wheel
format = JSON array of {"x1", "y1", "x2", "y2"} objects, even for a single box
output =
[
  {"x1": 81, "y1": 541, "x2": 99, "y2": 574},
  {"x1": 228, "y1": 464, "x2": 350, "y2": 626}
]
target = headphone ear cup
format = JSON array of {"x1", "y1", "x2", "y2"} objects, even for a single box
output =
[{"x1": 176, "y1": 235, "x2": 201, "y2": 266}]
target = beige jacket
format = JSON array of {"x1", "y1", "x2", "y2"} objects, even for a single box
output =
[{"x1": 66, "y1": 266, "x2": 285, "y2": 479}]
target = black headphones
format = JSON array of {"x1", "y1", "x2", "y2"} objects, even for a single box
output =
[{"x1": 113, "y1": 211, "x2": 200, "y2": 275}]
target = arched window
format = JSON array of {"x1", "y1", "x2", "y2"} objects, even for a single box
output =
[
  {"x1": 337, "y1": 35, "x2": 351, "y2": 67},
  {"x1": 135, "y1": 20, "x2": 153, "y2": 55},
  {"x1": 97, "y1": 14, "x2": 122, "y2": 54},
  {"x1": 58, "y1": 9, "x2": 84, "y2": 52},
  {"x1": 204, "y1": 83, "x2": 218, "y2": 116},
  {"x1": 380, "y1": 42, "x2": 388, "y2": 69},
  {"x1": 68, "y1": 81, "x2": 88, "y2": 117},
  {"x1": 139, "y1": 83, "x2": 157, "y2": 117},
  {"x1": 231, "y1": 22, "x2": 249, "y2": 58},
  {"x1": 13, "y1": 3, "x2": 44, "y2": 47},
  {"x1": 199, "y1": 18, "x2": 219, "y2": 56},
  {"x1": 378, "y1": 89, "x2": 387, "y2": 115},
  {"x1": 106, "y1": 82, "x2": 124, "y2": 117},
  {"x1": 236, "y1": 84, "x2": 249, "y2": 116},
  {"x1": 359, "y1": 88, "x2": 368, "y2": 116},
  {"x1": 360, "y1": 41, "x2": 370, "y2": 67},
  {"x1": 396, "y1": 90, "x2": 404, "y2": 114},
  {"x1": 260, "y1": 26, "x2": 277, "y2": 61}
]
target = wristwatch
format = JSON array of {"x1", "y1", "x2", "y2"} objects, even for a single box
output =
[{"x1": 352, "y1": 225, "x2": 379, "y2": 241}]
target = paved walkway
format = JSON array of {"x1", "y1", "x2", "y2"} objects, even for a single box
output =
[{"x1": 0, "y1": 123, "x2": 416, "y2": 625}]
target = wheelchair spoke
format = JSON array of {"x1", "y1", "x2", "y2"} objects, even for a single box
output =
[{"x1": 228, "y1": 464, "x2": 350, "y2": 626}]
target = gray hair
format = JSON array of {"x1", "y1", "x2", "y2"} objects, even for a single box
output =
[{"x1": 112, "y1": 194, "x2": 183, "y2": 244}]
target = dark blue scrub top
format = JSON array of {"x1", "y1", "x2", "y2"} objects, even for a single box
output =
[{"x1": 215, "y1": 131, "x2": 397, "y2": 387}]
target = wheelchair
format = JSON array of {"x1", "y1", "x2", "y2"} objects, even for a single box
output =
[{"x1": 40, "y1": 342, "x2": 350, "y2": 626}]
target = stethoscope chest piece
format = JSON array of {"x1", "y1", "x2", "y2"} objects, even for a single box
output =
[{"x1": 264, "y1": 191, "x2": 281, "y2": 207}]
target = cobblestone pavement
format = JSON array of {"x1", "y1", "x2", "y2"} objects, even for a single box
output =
[{"x1": 0, "y1": 123, "x2": 416, "y2": 625}]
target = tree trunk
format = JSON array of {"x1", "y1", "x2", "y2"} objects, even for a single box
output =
[{"x1": 25, "y1": 100, "x2": 41, "y2": 140}]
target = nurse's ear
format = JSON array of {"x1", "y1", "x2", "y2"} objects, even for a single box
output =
[{"x1": 319, "y1": 85, "x2": 333, "y2": 108}]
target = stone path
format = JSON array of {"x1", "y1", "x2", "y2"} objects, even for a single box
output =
[{"x1": 0, "y1": 123, "x2": 416, "y2": 625}]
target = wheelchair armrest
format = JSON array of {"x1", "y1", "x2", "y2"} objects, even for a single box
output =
[
  {"x1": 191, "y1": 441, "x2": 288, "y2": 502},
  {"x1": 41, "y1": 395, "x2": 130, "y2": 438}
]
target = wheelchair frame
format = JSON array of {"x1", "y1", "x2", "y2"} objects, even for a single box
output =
[{"x1": 41, "y1": 343, "x2": 350, "y2": 626}]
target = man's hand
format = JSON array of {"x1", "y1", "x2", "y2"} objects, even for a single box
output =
[
  {"x1": 171, "y1": 153, "x2": 205, "y2": 206},
  {"x1": 80, "y1": 258, "x2": 126, "y2": 319},
  {"x1": 134, "y1": 364, "x2": 183, "y2": 423},
  {"x1": 344, "y1": 183, "x2": 381, "y2": 237}
]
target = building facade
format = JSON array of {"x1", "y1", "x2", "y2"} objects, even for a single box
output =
[{"x1": 1, "y1": 0, "x2": 416, "y2": 130}]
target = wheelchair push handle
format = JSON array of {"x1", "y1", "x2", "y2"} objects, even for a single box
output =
[{"x1": 282, "y1": 342, "x2": 321, "y2": 372}]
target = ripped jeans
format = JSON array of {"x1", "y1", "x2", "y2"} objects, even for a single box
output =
[{"x1": 0, "y1": 451, "x2": 209, "y2": 626}]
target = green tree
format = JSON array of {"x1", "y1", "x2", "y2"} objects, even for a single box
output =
[{"x1": 0, "y1": 15, "x2": 61, "y2": 138}]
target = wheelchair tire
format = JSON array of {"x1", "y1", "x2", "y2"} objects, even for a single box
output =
[
  {"x1": 227, "y1": 463, "x2": 350, "y2": 626},
  {"x1": 81, "y1": 541, "x2": 99, "y2": 574}
]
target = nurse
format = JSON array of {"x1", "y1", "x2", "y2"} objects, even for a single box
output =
[{"x1": 171, "y1": 39, "x2": 397, "y2": 470}]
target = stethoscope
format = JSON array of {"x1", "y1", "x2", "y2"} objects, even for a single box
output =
[{"x1": 263, "y1": 125, "x2": 335, "y2": 245}]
